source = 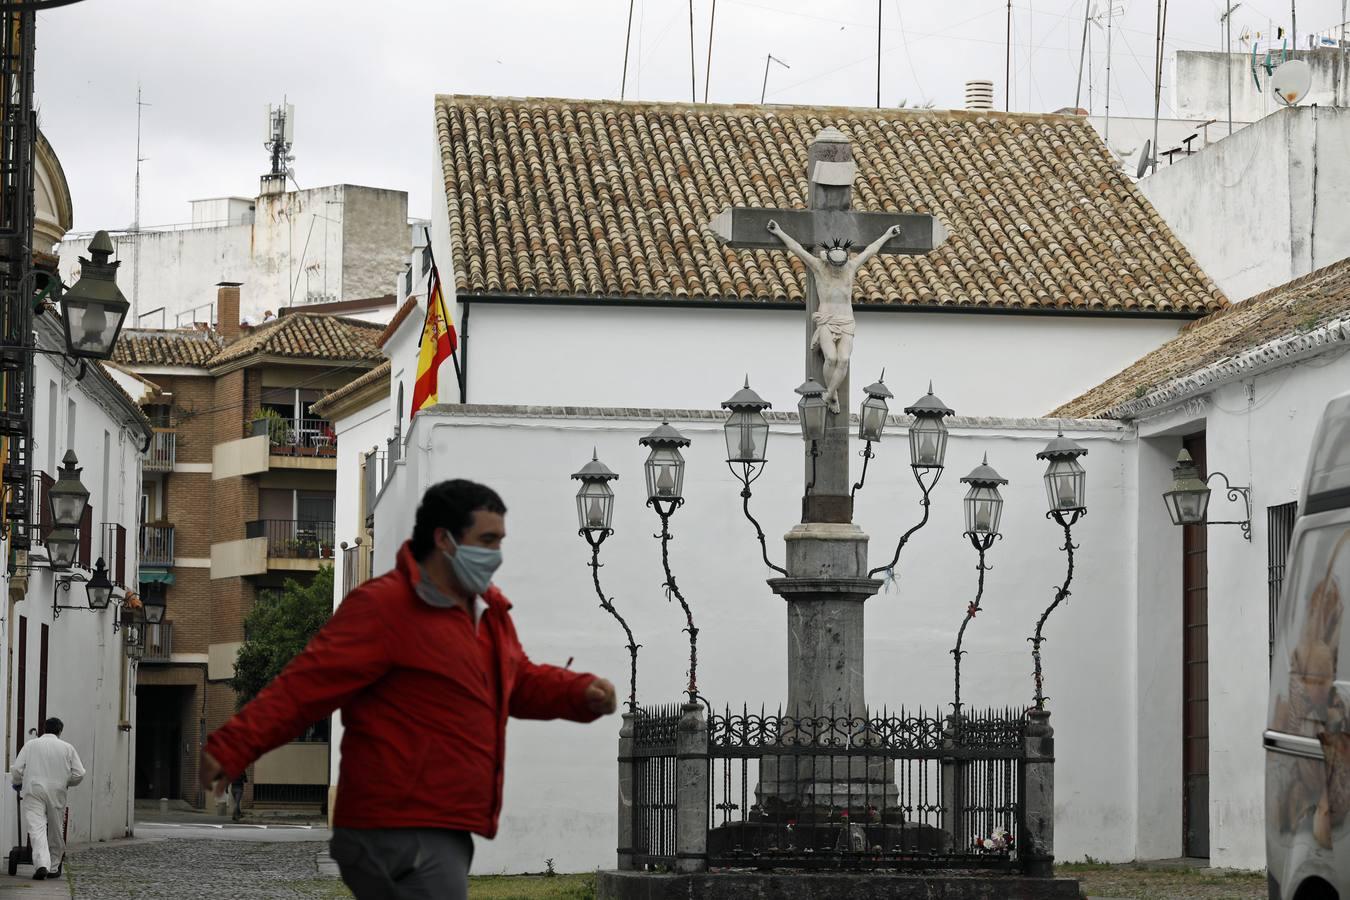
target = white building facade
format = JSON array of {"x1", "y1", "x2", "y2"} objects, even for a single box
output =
[{"x1": 1, "y1": 314, "x2": 152, "y2": 851}]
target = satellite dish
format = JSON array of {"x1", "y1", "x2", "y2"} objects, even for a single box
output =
[
  {"x1": 1272, "y1": 59, "x2": 1312, "y2": 106},
  {"x1": 1136, "y1": 140, "x2": 1152, "y2": 179}
]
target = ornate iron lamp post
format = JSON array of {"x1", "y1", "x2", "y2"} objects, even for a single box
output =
[
  {"x1": 572, "y1": 450, "x2": 640, "y2": 711},
  {"x1": 1162, "y1": 449, "x2": 1252, "y2": 541},
  {"x1": 850, "y1": 372, "x2": 891, "y2": 496},
  {"x1": 722, "y1": 379, "x2": 785, "y2": 575},
  {"x1": 868, "y1": 384, "x2": 955, "y2": 579},
  {"x1": 952, "y1": 454, "x2": 1006, "y2": 718},
  {"x1": 639, "y1": 421, "x2": 699, "y2": 703},
  {"x1": 1030, "y1": 429, "x2": 1087, "y2": 709},
  {"x1": 795, "y1": 379, "x2": 827, "y2": 493}
]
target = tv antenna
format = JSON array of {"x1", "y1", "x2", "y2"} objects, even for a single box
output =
[
  {"x1": 1220, "y1": 3, "x2": 1243, "y2": 135},
  {"x1": 1271, "y1": 58, "x2": 1312, "y2": 105},
  {"x1": 760, "y1": 54, "x2": 789, "y2": 104},
  {"x1": 265, "y1": 100, "x2": 295, "y2": 178},
  {"x1": 131, "y1": 85, "x2": 150, "y2": 324},
  {"x1": 1088, "y1": 5, "x2": 1124, "y2": 147}
]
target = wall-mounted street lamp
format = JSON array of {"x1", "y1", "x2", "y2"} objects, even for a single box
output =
[
  {"x1": 49, "y1": 450, "x2": 89, "y2": 529},
  {"x1": 85, "y1": 557, "x2": 114, "y2": 609},
  {"x1": 59, "y1": 231, "x2": 130, "y2": 361},
  {"x1": 851, "y1": 372, "x2": 892, "y2": 496},
  {"x1": 122, "y1": 607, "x2": 146, "y2": 659},
  {"x1": 1162, "y1": 449, "x2": 1252, "y2": 541},
  {"x1": 721, "y1": 380, "x2": 785, "y2": 576}
]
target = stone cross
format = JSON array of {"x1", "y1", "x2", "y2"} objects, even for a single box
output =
[
  {"x1": 709, "y1": 126, "x2": 947, "y2": 522},
  {"x1": 708, "y1": 127, "x2": 947, "y2": 813}
]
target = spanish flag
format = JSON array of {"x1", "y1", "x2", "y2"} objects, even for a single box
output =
[{"x1": 410, "y1": 266, "x2": 460, "y2": 418}]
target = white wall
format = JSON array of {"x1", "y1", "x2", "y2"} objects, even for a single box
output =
[
  {"x1": 1174, "y1": 49, "x2": 1346, "y2": 125},
  {"x1": 368, "y1": 406, "x2": 1138, "y2": 874},
  {"x1": 1140, "y1": 106, "x2": 1350, "y2": 302},
  {"x1": 1087, "y1": 116, "x2": 1250, "y2": 180},
  {"x1": 0, "y1": 343, "x2": 147, "y2": 851},
  {"x1": 455, "y1": 303, "x2": 1184, "y2": 420},
  {"x1": 57, "y1": 185, "x2": 411, "y2": 326}
]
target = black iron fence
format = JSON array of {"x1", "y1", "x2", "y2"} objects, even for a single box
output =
[
  {"x1": 623, "y1": 703, "x2": 1045, "y2": 875},
  {"x1": 245, "y1": 519, "x2": 336, "y2": 560}
]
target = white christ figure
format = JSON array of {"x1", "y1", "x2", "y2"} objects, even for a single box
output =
[{"x1": 766, "y1": 220, "x2": 903, "y2": 413}]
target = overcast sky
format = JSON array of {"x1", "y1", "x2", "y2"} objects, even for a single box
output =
[{"x1": 34, "y1": 0, "x2": 1347, "y2": 232}]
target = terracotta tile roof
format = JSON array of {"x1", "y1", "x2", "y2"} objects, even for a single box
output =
[
  {"x1": 377, "y1": 296, "x2": 419, "y2": 348},
  {"x1": 436, "y1": 95, "x2": 1226, "y2": 314},
  {"x1": 1053, "y1": 257, "x2": 1350, "y2": 418},
  {"x1": 206, "y1": 313, "x2": 386, "y2": 368},
  {"x1": 312, "y1": 359, "x2": 391, "y2": 418},
  {"x1": 111, "y1": 329, "x2": 225, "y2": 368}
]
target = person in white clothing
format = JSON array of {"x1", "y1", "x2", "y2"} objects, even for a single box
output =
[{"x1": 11, "y1": 717, "x2": 84, "y2": 880}]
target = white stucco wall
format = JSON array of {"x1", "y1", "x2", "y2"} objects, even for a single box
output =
[
  {"x1": 453, "y1": 302, "x2": 1185, "y2": 420},
  {"x1": 1174, "y1": 49, "x2": 1346, "y2": 126},
  {"x1": 364, "y1": 406, "x2": 1138, "y2": 874},
  {"x1": 1139, "y1": 106, "x2": 1350, "y2": 303},
  {"x1": 56, "y1": 185, "x2": 411, "y2": 326},
  {"x1": 0, "y1": 348, "x2": 147, "y2": 851},
  {"x1": 1127, "y1": 351, "x2": 1350, "y2": 870}
]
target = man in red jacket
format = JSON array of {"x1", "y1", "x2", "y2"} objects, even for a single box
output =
[{"x1": 200, "y1": 479, "x2": 616, "y2": 899}]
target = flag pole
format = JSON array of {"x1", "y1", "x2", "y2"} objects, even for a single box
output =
[{"x1": 422, "y1": 229, "x2": 466, "y2": 403}]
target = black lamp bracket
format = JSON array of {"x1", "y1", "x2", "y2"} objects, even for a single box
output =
[
  {"x1": 50, "y1": 573, "x2": 87, "y2": 619},
  {"x1": 1204, "y1": 471, "x2": 1253, "y2": 542}
]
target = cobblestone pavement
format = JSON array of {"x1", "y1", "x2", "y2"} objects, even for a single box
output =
[{"x1": 59, "y1": 839, "x2": 346, "y2": 899}]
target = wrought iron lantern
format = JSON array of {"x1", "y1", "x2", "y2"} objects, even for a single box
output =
[
  {"x1": 904, "y1": 383, "x2": 955, "y2": 469},
  {"x1": 638, "y1": 421, "x2": 691, "y2": 503},
  {"x1": 1037, "y1": 428, "x2": 1088, "y2": 514},
  {"x1": 141, "y1": 586, "x2": 167, "y2": 625},
  {"x1": 795, "y1": 379, "x2": 828, "y2": 443},
  {"x1": 1162, "y1": 449, "x2": 1211, "y2": 527},
  {"x1": 721, "y1": 378, "x2": 771, "y2": 464},
  {"x1": 858, "y1": 372, "x2": 892, "y2": 442},
  {"x1": 45, "y1": 528, "x2": 77, "y2": 570},
  {"x1": 60, "y1": 231, "x2": 130, "y2": 361},
  {"x1": 961, "y1": 454, "x2": 1008, "y2": 537},
  {"x1": 122, "y1": 608, "x2": 146, "y2": 659},
  {"x1": 85, "y1": 558, "x2": 114, "y2": 609},
  {"x1": 49, "y1": 449, "x2": 90, "y2": 529},
  {"x1": 572, "y1": 449, "x2": 620, "y2": 534}
]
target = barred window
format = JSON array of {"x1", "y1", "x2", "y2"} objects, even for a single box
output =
[{"x1": 1268, "y1": 502, "x2": 1298, "y2": 664}]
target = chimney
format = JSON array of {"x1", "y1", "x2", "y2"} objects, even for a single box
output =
[
  {"x1": 964, "y1": 80, "x2": 995, "y2": 111},
  {"x1": 216, "y1": 282, "x2": 242, "y2": 341}
]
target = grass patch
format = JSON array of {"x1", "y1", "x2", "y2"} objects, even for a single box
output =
[
  {"x1": 470, "y1": 873, "x2": 595, "y2": 899},
  {"x1": 1059, "y1": 861, "x2": 1267, "y2": 899}
]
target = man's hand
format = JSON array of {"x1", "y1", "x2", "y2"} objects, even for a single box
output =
[
  {"x1": 584, "y1": 678, "x2": 618, "y2": 716},
  {"x1": 199, "y1": 749, "x2": 225, "y2": 798},
  {"x1": 887, "y1": 224, "x2": 903, "y2": 239},
  {"x1": 766, "y1": 219, "x2": 781, "y2": 235}
]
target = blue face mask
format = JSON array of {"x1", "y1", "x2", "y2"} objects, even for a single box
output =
[{"x1": 443, "y1": 533, "x2": 501, "y2": 597}]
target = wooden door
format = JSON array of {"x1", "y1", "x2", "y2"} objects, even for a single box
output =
[{"x1": 1182, "y1": 433, "x2": 1210, "y2": 858}]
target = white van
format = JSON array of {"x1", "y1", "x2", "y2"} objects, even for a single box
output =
[{"x1": 1267, "y1": 390, "x2": 1350, "y2": 900}]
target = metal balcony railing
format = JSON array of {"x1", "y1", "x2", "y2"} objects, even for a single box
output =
[
  {"x1": 143, "y1": 621, "x2": 172, "y2": 663},
  {"x1": 145, "y1": 429, "x2": 176, "y2": 472},
  {"x1": 362, "y1": 450, "x2": 386, "y2": 526},
  {"x1": 101, "y1": 522, "x2": 128, "y2": 586},
  {"x1": 341, "y1": 539, "x2": 371, "y2": 596},
  {"x1": 252, "y1": 416, "x2": 336, "y2": 457},
  {"x1": 140, "y1": 523, "x2": 175, "y2": 567},
  {"x1": 245, "y1": 519, "x2": 336, "y2": 560}
]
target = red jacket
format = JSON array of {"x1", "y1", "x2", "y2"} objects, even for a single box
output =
[{"x1": 204, "y1": 542, "x2": 600, "y2": 837}]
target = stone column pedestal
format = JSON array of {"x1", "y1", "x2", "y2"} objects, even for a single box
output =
[
  {"x1": 617, "y1": 712, "x2": 635, "y2": 871},
  {"x1": 675, "y1": 703, "x2": 709, "y2": 874},
  {"x1": 1021, "y1": 709, "x2": 1055, "y2": 877}
]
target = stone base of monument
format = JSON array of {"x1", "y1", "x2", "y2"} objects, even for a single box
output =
[
  {"x1": 596, "y1": 870, "x2": 1082, "y2": 900},
  {"x1": 707, "y1": 819, "x2": 948, "y2": 857}
]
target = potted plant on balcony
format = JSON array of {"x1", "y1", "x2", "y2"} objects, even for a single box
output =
[{"x1": 248, "y1": 408, "x2": 294, "y2": 453}]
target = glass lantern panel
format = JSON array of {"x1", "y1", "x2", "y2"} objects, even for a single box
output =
[
  {"x1": 47, "y1": 533, "x2": 77, "y2": 570},
  {"x1": 50, "y1": 492, "x2": 87, "y2": 529},
  {"x1": 1044, "y1": 459, "x2": 1086, "y2": 511},
  {"x1": 964, "y1": 485, "x2": 1004, "y2": 535},
  {"x1": 1166, "y1": 489, "x2": 1210, "y2": 525},
  {"x1": 724, "y1": 411, "x2": 768, "y2": 463},
  {"x1": 87, "y1": 585, "x2": 113, "y2": 610},
  {"x1": 859, "y1": 397, "x2": 889, "y2": 442},
  {"x1": 576, "y1": 481, "x2": 616, "y2": 531},
  {"x1": 909, "y1": 418, "x2": 949, "y2": 468},
  {"x1": 63, "y1": 298, "x2": 127, "y2": 360},
  {"x1": 143, "y1": 601, "x2": 166, "y2": 625},
  {"x1": 798, "y1": 397, "x2": 828, "y2": 442},
  {"x1": 645, "y1": 447, "x2": 685, "y2": 501}
]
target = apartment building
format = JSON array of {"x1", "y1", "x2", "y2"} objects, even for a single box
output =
[{"x1": 111, "y1": 284, "x2": 383, "y2": 808}]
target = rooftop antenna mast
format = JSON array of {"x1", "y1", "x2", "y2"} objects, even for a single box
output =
[
  {"x1": 265, "y1": 99, "x2": 295, "y2": 179},
  {"x1": 761, "y1": 53, "x2": 789, "y2": 103},
  {"x1": 703, "y1": 0, "x2": 716, "y2": 102},
  {"x1": 131, "y1": 84, "x2": 149, "y2": 325},
  {"x1": 1220, "y1": 3, "x2": 1243, "y2": 134},
  {"x1": 620, "y1": 0, "x2": 636, "y2": 99},
  {"x1": 1075, "y1": 2, "x2": 1092, "y2": 110},
  {"x1": 1005, "y1": 0, "x2": 1012, "y2": 110}
]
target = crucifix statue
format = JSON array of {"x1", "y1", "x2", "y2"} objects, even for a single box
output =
[
  {"x1": 708, "y1": 126, "x2": 947, "y2": 813},
  {"x1": 764, "y1": 219, "x2": 903, "y2": 413}
]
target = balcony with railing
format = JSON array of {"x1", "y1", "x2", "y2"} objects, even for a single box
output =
[
  {"x1": 363, "y1": 450, "x2": 387, "y2": 527},
  {"x1": 140, "y1": 523, "x2": 175, "y2": 567},
  {"x1": 251, "y1": 415, "x2": 337, "y2": 458},
  {"x1": 143, "y1": 621, "x2": 173, "y2": 663},
  {"x1": 145, "y1": 429, "x2": 177, "y2": 472},
  {"x1": 340, "y1": 538, "x2": 371, "y2": 597},
  {"x1": 245, "y1": 519, "x2": 336, "y2": 562}
]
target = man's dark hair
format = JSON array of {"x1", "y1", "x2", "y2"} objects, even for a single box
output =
[
  {"x1": 410, "y1": 480, "x2": 506, "y2": 559},
  {"x1": 43, "y1": 717, "x2": 62, "y2": 737}
]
